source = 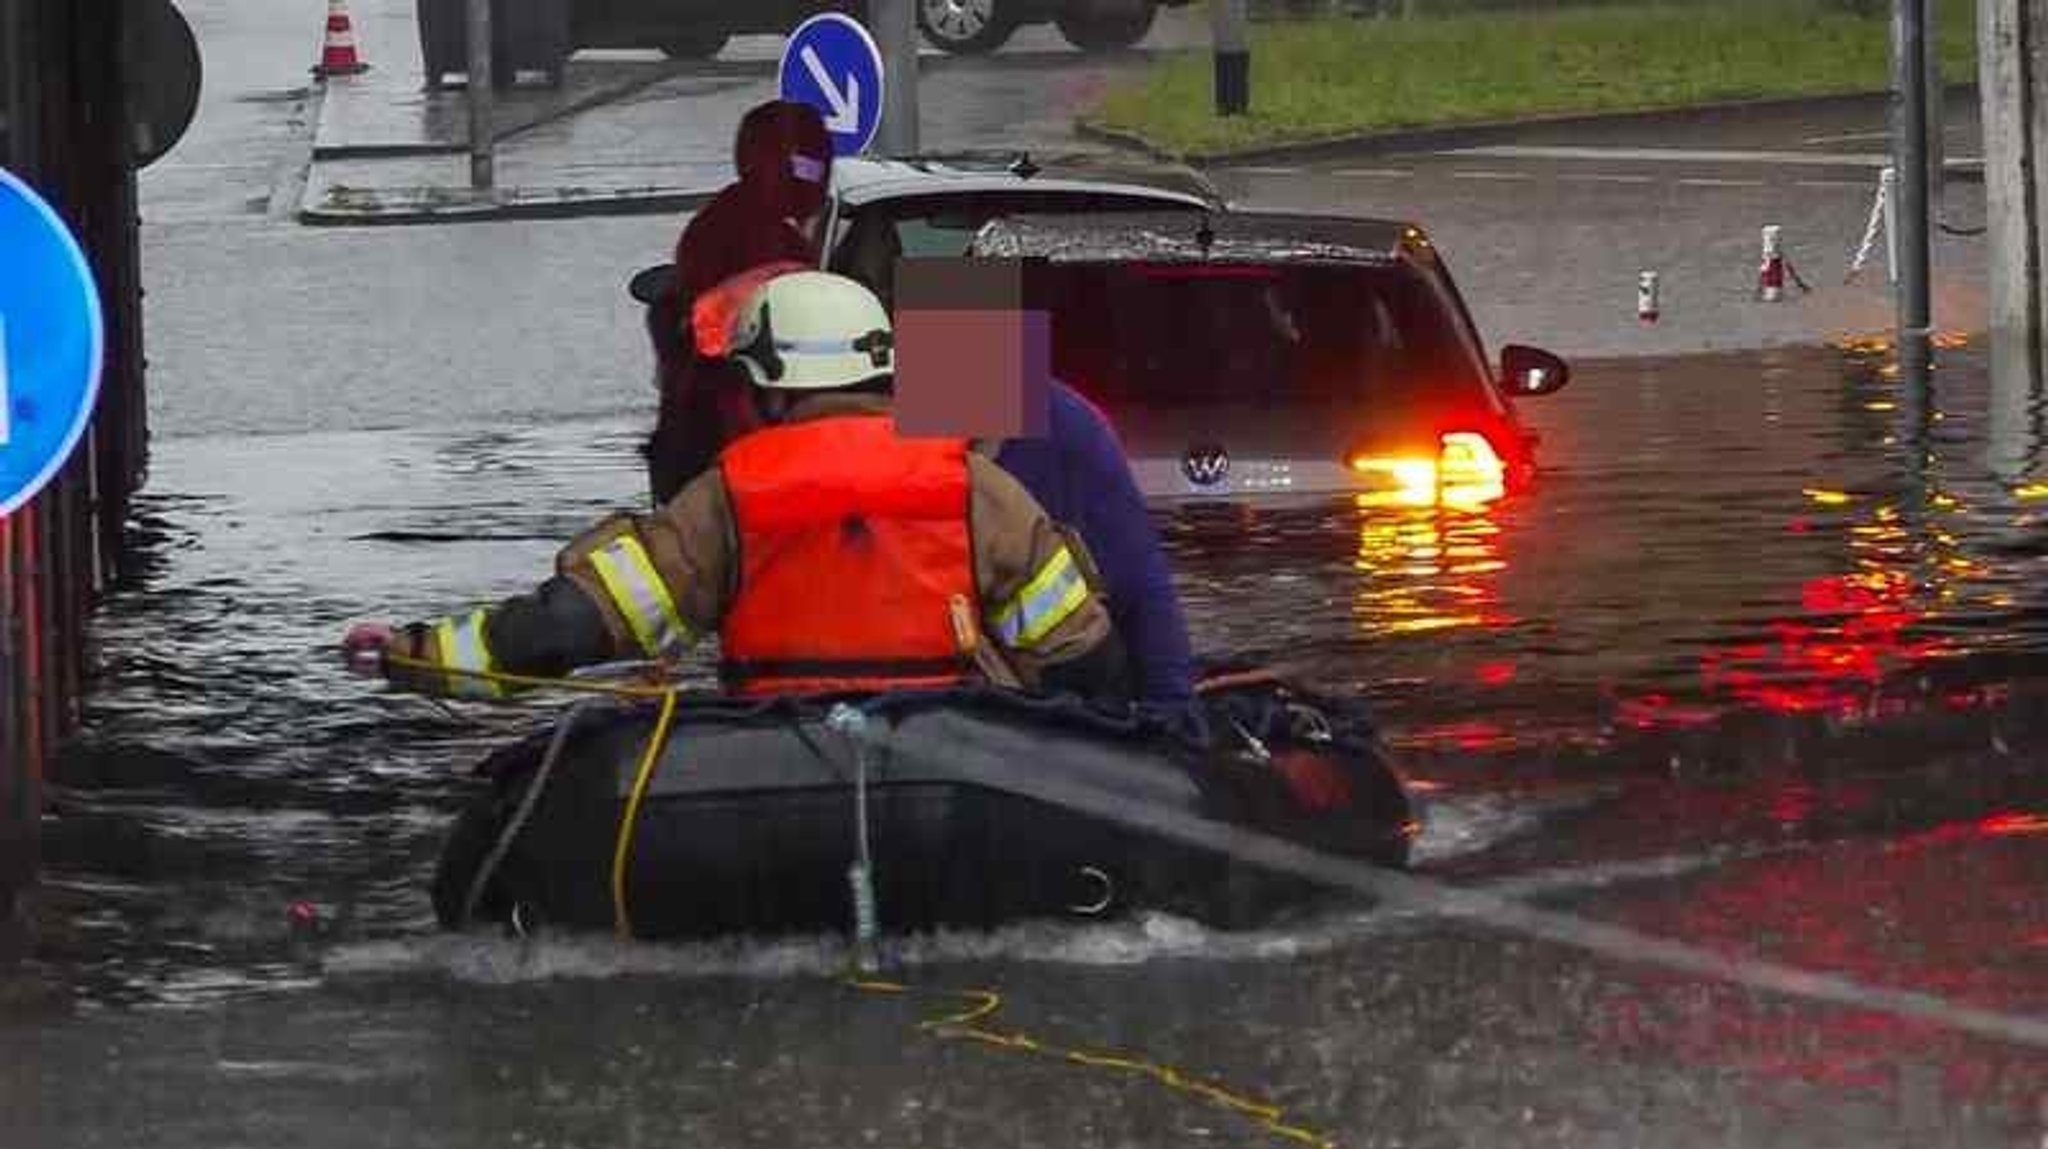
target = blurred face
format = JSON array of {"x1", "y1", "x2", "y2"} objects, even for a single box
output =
[{"x1": 786, "y1": 152, "x2": 829, "y2": 223}]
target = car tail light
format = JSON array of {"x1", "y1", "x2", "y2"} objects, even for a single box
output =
[{"x1": 1348, "y1": 431, "x2": 1508, "y2": 508}]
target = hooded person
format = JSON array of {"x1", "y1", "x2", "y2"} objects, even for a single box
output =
[{"x1": 643, "y1": 100, "x2": 836, "y2": 507}]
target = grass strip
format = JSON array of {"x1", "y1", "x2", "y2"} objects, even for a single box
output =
[{"x1": 1089, "y1": 0, "x2": 1978, "y2": 156}]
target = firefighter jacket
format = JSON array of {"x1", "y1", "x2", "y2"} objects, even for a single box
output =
[{"x1": 386, "y1": 394, "x2": 1118, "y2": 700}]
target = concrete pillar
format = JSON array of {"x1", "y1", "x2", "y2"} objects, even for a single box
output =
[{"x1": 1977, "y1": 0, "x2": 2048, "y2": 468}]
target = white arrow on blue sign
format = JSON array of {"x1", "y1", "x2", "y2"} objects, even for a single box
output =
[
  {"x1": 778, "y1": 14, "x2": 886, "y2": 158},
  {"x1": 0, "y1": 166, "x2": 105, "y2": 518}
]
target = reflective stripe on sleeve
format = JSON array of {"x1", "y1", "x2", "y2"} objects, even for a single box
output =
[
  {"x1": 991, "y1": 546, "x2": 1091, "y2": 650},
  {"x1": 587, "y1": 536, "x2": 692, "y2": 658},
  {"x1": 431, "y1": 610, "x2": 505, "y2": 699}
]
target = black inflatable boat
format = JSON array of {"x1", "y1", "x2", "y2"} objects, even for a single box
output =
[{"x1": 433, "y1": 671, "x2": 1414, "y2": 941}]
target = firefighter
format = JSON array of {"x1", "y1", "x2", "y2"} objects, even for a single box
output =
[{"x1": 345, "y1": 272, "x2": 1131, "y2": 702}]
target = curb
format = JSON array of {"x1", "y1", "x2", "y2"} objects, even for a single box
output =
[
  {"x1": 312, "y1": 141, "x2": 470, "y2": 161},
  {"x1": 309, "y1": 62, "x2": 689, "y2": 163},
  {"x1": 298, "y1": 185, "x2": 717, "y2": 226},
  {"x1": 1078, "y1": 84, "x2": 1983, "y2": 166}
]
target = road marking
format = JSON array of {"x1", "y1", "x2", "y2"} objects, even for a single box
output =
[
  {"x1": 1443, "y1": 144, "x2": 1899, "y2": 167},
  {"x1": 1332, "y1": 167, "x2": 1415, "y2": 178},
  {"x1": 1559, "y1": 172, "x2": 1656, "y2": 184},
  {"x1": 1229, "y1": 166, "x2": 1300, "y2": 176},
  {"x1": 1450, "y1": 169, "x2": 1531, "y2": 181},
  {"x1": 1797, "y1": 178, "x2": 1876, "y2": 190},
  {"x1": 1676, "y1": 176, "x2": 1768, "y2": 188}
]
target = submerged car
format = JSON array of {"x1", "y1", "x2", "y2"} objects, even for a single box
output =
[
  {"x1": 629, "y1": 150, "x2": 1220, "y2": 308},
  {"x1": 968, "y1": 211, "x2": 1570, "y2": 507}
]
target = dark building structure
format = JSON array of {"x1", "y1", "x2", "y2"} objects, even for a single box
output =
[{"x1": 1, "y1": 0, "x2": 152, "y2": 942}]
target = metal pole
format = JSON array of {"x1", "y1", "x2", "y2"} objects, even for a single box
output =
[
  {"x1": 1924, "y1": 0, "x2": 1945, "y2": 221},
  {"x1": 466, "y1": 0, "x2": 494, "y2": 189},
  {"x1": 1894, "y1": 0, "x2": 1933, "y2": 358},
  {"x1": 874, "y1": 0, "x2": 918, "y2": 155},
  {"x1": 1213, "y1": 0, "x2": 1249, "y2": 116}
]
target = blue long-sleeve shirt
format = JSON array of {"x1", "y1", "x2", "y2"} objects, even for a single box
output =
[{"x1": 995, "y1": 383, "x2": 1196, "y2": 704}]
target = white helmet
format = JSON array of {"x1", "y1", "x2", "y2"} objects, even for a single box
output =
[{"x1": 727, "y1": 271, "x2": 895, "y2": 391}]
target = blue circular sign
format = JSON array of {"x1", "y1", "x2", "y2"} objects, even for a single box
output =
[
  {"x1": 0, "y1": 166, "x2": 104, "y2": 517},
  {"x1": 778, "y1": 14, "x2": 886, "y2": 158}
]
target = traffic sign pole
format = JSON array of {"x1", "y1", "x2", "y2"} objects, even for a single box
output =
[{"x1": 874, "y1": 0, "x2": 919, "y2": 155}]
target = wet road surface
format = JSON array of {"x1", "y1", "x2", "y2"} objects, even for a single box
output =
[
  {"x1": 11, "y1": 339, "x2": 2048, "y2": 1146},
  {"x1": 12, "y1": 2, "x2": 2048, "y2": 1144}
]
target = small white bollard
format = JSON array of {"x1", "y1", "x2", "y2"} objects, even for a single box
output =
[{"x1": 1758, "y1": 225, "x2": 1786, "y2": 302}]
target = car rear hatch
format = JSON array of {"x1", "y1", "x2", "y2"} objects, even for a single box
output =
[{"x1": 972, "y1": 211, "x2": 1521, "y2": 508}]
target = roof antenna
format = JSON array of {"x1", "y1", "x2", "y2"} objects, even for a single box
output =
[
  {"x1": 1195, "y1": 215, "x2": 1216, "y2": 254},
  {"x1": 1011, "y1": 152, "x2": 1039, "y2": 180}
]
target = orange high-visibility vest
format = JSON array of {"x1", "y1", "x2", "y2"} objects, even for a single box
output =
[{"x1": 718, "y1": 414, "x2": 978, "y2": 696}]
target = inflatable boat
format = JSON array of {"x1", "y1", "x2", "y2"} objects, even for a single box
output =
[{"x1": 432, "y1": 669, "x2": 1414, "y2": 941}]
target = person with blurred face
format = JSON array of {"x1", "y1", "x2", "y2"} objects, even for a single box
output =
[{"x1": 642, "y1": 100, "x2": 835, "y2": 507}]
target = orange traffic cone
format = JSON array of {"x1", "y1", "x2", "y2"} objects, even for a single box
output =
[{"x1": 314, "y1": 0, "x2": 370, "y2": 77}]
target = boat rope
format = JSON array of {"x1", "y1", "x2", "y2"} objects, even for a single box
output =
[
  {"x1": 369, "y1": 654, "x2": 2048, "y2": 1055},
  {"x1": 846, "y1": 978, "x2": 1338, "y2": 1148},
  {"x1": 459, "y1": 698, "x2": 598, "y2": 928},
  {"x1": 383, "y1": 651, "x2": 677, "y2": 938},
  {"x1": 827, "y1": 704, "x2": 883, "y2": 974}
]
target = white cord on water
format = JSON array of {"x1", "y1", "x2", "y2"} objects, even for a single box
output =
[
  {"x1": 885, "y1": 735, "x2": 2048, "y2": 1053},
  {"x1": 1847, "y1": 167, "x2": 1891, "y2": 284}
]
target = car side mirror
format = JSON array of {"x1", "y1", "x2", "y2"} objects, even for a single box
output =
[{"x1": 1500, "y1": 344, "x2": 1569, "y2": 397}]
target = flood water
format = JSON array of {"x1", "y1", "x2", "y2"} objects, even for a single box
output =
[{"x1": 9, "y1": 338, "x2": 2048, "y2": 1147}]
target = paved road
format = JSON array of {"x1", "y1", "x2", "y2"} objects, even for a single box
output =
[{"x1": 1208, "y1": 93, "x2": 1990, "y2": 360}]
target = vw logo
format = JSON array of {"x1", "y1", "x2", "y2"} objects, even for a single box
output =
[{"x1": 1182, "y1": 443, "x2": 1231, "y2": 487}]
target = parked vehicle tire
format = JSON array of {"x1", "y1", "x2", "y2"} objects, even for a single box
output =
[
  {"x1": 917, "y1": 0, "x2": 1018, "y2": 54},
  {"x1": 1054, "y1": 0, "x2": 1155, "y2": 49},
  {"x1": 658, "y1": 28, "x2": 731, "y2": 59}
]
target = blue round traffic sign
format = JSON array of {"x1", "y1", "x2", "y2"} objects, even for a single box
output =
[
  {"x1": 0, "y1": 166, "x2": 104, "y2": 518},
  {"x1": 779, "y1": 14, "x2": 886, "y2": 158}
]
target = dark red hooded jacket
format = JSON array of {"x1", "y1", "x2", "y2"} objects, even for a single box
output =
[{"x1": 645, "y1": 101, "x2": 833, "y2": 506}]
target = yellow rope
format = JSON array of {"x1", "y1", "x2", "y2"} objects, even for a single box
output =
[
  {"x1": 846, "y1": 978, "x2": 1340, "y2": 1149},
  {"x1": 611, "y1": 688, "x2": 678, "y2": 939}
]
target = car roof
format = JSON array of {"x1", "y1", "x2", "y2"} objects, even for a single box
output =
[
  {"x1": 832, "y1": 151, "x2": 1224, "y2": 210},
  {"x1": 969, "y1": 210, "x2": 1426, "y2": 266}
]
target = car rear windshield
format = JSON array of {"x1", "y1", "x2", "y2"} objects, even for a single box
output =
[{"x1": 1036, "y1": 261, "x2": 1488, "y2": 408}]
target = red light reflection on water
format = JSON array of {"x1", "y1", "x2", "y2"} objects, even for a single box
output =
[
  {"x1": 1698, "y1": 569, "x2": 1944, "y2": 717},
  {"x1": 1595, "y1": 831, "x2": 2048, "y2": 1109},
  {"x1": 1622, "y1": 491, "x2": 1991, "y2": 729}
]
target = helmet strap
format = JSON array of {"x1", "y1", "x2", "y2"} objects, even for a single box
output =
[{"x1": 734, "y1": 300, "x2": 786, "y2": 383}]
